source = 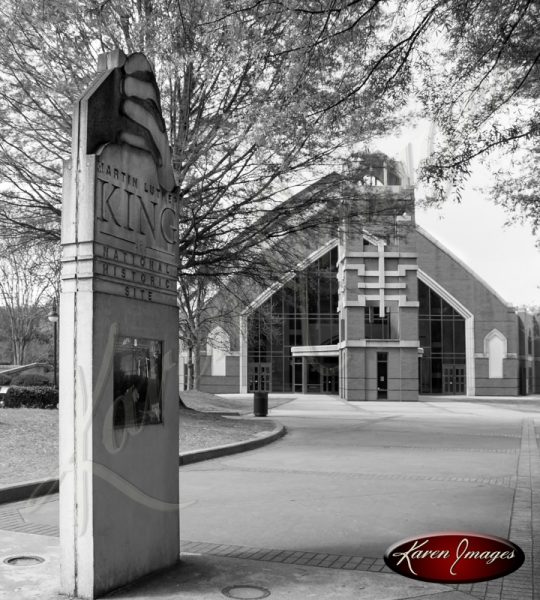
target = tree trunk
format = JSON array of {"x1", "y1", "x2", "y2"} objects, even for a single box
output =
[
  {"x1": 193, "y1": 340, "x2": 201, "y2": 391},
  {"x1": 186, "y1": 343, "x2": 194, "y2": 391},
  {"x1": 12, "y1": 338, "x2": 26, "y2": 365}
]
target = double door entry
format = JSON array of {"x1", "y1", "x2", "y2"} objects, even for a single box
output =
[
  {"x1": 442, "y1": 364, "x2": 465, "y2": 394},
  {"x1": 293, "y1": 356, "x2": 339, "y2": 394}
]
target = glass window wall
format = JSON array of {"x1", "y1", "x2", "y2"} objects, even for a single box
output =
[
  {"x1": 248, "y1": 246, "x2": 339, "y2": 392},
  {"x1": 418, "y1": 279, "x2": 466, "y2": 394}
]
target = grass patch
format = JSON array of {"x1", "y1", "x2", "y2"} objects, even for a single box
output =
[
  {"x1": 180, "y1": 406, "x2": 276, "y2": 451},
  {"x1": 0, "y1": 408, "x2": 58, "y2": 486},
  {"x1": 0, "y1": 391, "x2": 284, "y2": 485}
]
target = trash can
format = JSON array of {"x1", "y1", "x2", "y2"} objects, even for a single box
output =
[{"x1": 253, "y1": 391, "x2": 268, "y2": 417}]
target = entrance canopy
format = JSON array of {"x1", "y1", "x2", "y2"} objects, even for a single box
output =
[{"x1": 291, "y1": 345, "x2": 339, "y2": 357}]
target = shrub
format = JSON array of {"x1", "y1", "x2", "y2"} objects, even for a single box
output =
[
  {"x1": 3, "y1": 386, "x2": 58, "y2": 409},
  {"x1": 10, "y1": 372, "x2": 52, "y2": 387},
  {"x1": 0, "y1": 374, "x2": 12, "y2": 385}
]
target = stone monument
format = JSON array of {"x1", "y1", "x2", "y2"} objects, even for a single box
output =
[{"x1": 59, "y1": 50, "x2": 179, "y2": 598}]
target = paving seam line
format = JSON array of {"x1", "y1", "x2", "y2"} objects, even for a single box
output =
[
  {"x1": 499, "y1": 418, "x2": 539, "y2": 600},
  {"x1": 181, "y1": 539, "x2": 486, "y2": 599},
  {"x1": 0, "y1": 421, "x2": 286, "y2": 505},
  {"x1": 181, "y1": 540, "x2": 391, "y2": 573}
]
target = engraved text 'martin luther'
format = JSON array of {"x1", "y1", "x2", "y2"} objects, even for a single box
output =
[
  {"x1": 96, "y1": 158, "x2": 178, "y2": 253},
  {"x1": 88, "y1": 51, "x2": 179, "y2": 305}
]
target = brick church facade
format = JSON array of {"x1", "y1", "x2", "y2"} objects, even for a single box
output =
[{"x1": 181, "y1": 156, "x2": 539, "y2": 400}]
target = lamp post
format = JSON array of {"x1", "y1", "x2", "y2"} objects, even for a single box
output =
[{"x1": 48, "y1": 299, "x2": 59, "y2": 388}]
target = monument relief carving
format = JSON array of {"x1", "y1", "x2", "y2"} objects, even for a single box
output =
[
  {"x1": 59, "y1": 50, "x2": 180, "y2": 599},
  {"x1": 82, "y1": 52, "x2": 179, "y2": 306}
]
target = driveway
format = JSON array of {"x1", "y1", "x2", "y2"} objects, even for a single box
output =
[
  {"x1": 1, "y1": 394, "x2": 539, "y2": 599},
  {"x1": 180, "y1": 394, "x2": 540, "y2": 599}
]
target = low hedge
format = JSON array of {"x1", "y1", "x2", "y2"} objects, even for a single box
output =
[
  {"x1": 10, "y1": 373, "x2": 52, "y2": 387},
  {"x1": 0, "y1": 374, "x2": 12, "y2": 385},
  {"x1": 2, "y1": 385, "x2": 58, "y2": 409}
]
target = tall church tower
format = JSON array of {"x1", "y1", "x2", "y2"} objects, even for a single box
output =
[{"x1": 338, "y1": 154, "x2": 419, "y2": 401}]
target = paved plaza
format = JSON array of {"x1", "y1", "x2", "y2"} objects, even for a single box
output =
[{"x1": 1, "y1": 394, "x2": 540, "y2": 599}]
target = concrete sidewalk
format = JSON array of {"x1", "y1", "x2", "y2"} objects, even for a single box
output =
[{"x1": 1, "y1": 394, "x2": 540, "y2": 599}]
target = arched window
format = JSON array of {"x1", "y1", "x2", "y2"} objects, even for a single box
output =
[
  {"x1": 207, "y1": 326, "x2": 230, "y2": 377},
  {"x1": 484, "y1": 329, "x2": 507, "y2": 379}
]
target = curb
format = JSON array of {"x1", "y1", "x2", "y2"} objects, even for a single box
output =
[
  {"x1": 0, "y1": 421, "x2": 287, "y2": 504},
  {"x1": 422, "y1": 397, "x2": 540, "y2": 405},
  {"x1": 180, "y1": 421, "x2": 287, "y2": 466},
  {"x1": 0, "y1": 478, "x2": 58, "y2": 505}
]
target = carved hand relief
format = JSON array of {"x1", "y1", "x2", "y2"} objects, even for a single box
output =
[
  {"x1": 118, "y1": 53, "x2": 176, "y2": 192},
  {"x1": 83, "y1": 51, "x2": 179, "y2": 305},
  {"x1": 85, "y1": 51, "x2": 176, "y2": 193}
]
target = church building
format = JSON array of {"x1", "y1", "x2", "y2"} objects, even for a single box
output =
[{"x1": 182, "y1": 155, "x2": 539, "y2": 400}]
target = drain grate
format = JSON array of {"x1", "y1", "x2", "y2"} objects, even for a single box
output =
[
  {"x1": 3, "y1": 555, "x2": 44, "y2": 566},
  {"x1": 221, "y1": 585, "x2": 271, "y2": 599}
]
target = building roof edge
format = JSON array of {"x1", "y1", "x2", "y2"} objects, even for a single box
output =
[{"x1": 415, "y1": 224, "x2": 514, "y2": 310}]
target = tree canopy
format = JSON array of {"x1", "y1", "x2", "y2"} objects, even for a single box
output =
[
  {"x1": 0, "y1": 240, "x2": 59, "y2": 364},
  {"x1": 412, "y1": 0, "x2": 540, "y2": 235},
  {"x1": 0, "y1": 0, "x2": 419, "y2": 275},
  {"x1": 0, "y1": 0, "x2": 538, "y2": 289}
]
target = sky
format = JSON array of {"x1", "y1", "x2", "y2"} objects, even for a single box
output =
[
  {"x1": 416, "y1": 181, "x2": 540, "y2": 308},
  {"x1": 374, "y1": 122, "x2": 540, "y2": 308}
]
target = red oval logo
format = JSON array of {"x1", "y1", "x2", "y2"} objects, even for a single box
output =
[{"x1": 384, "y1": 532, "x2": 525, "y2": 584}]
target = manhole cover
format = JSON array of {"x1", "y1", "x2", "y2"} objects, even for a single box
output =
[
  {"x1": 221, "y1": 585, "x2": 271, "y2": 599},
  {"x1": 4, "y1": 555, "x2": 44, "y2": 566}
]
